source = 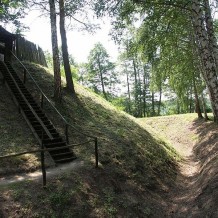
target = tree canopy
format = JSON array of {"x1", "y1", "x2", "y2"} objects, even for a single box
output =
[{"x1": 2, "y1": 0, "x2": 218, "y2": 120}]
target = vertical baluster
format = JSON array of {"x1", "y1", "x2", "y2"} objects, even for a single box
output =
[
  {"x1": 95, "y1": 137, "x2": 98, "y2": 168},
  {"x1": 65, "y1": 124, "x2": 69, "y2": 144},
  {"x1": 23, "y1": 68, "x2": 26, "y2": 84},
  {"x1": 41, "y1": 93, "x2": 44, "y2": 108},
  {"x1": 41, "y1": 130, "x2": 46, "y2": 188}
]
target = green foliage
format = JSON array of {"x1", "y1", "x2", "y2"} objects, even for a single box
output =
[
  {"x1": 60, "y1": 65, "x2": 79, "y2": 81},
  {"x1": 0, "y1": 62, "x2": 183, "y2": 217},
  {"x1": 109, "y1": 96, "x2": 126, "y2": 111},
  {"x1": 94, "y1": 0, "x2": 211, "y2": 118},
  {"x1": 0, "y1": 0, "x2": 27, "y2": 29},
  {"x1": 82, "y1": 42, "x2": 118, "y2": 100},
  {"x1": 44, "y1": 50, "x2": 53, "y2": 69}
]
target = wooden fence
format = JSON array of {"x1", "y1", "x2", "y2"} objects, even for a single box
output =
[{"x1": 13, "y1": 36, "x2": 47, "y2": 67}]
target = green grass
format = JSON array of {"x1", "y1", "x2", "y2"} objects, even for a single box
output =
[{"x1": 0, "y1": 61, "x2": 181, "y2": 217}]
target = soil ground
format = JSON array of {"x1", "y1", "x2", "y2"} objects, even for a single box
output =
[{"x1": 140, "y1": 114, "x2": 218, "y2": 217}]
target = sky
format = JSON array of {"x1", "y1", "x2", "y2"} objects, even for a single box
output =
[{"x1": 21, "y1": 10, "x2": 119, "y2": 63}]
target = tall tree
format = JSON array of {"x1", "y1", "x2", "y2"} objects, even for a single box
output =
[
  {"x1": 95, "y1": 0, "x2": 218, "y2": 121},
  {"x1": 59, "y1": 0, "x2": 75, "y2": 94},
  {"x1": 191, "y1": 0, "x2": 218, "y2": 121},
  {"x1": 86, "y1": 42, "x2": 116, "y2": 100},
  {"x1": 30, "y1": 0, "x2": 98, "y2": 97},
  {"x1": 49, "y1": 0, "x2": 62, "y2": 102}
]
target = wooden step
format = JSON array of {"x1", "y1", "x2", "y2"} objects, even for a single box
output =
[
  {"x1": 43, "y1": 137, "x2": 63, "y2": 144},
  {"x1": 55, "y1": 156, "x2": 77, "y2": 163},
  {"x1": 52, "y1": 152, "x2": 75, "y2": 160},
  {"x1": 44, "y1": 141, "x2": 66, "y2": 148},
  {"x1": 2, "y1": 61, "x2": 76, "y2": 164}
]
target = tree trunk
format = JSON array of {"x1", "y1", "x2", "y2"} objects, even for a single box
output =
[
  {"x1": 201, "y1": 94, "x2": 209, "y2": 121},
  {"x1": 133, "y1": 59, "x2": 139, "y2": 116},
  {"x1": 59, "y1": 0, "x2": 75, "y2": 94},
  {"x1": 126, "y1": 66, "x2": 131, "y2": 114},
  {"x1": 137, "y1": 66, "x2": 142, "y2": 117},
  {"x1": 201, "y1": 93, "x2": 209, "y2": 121},
  {"x1": 191, "y1": 0, "x2": 218, "y2": 122},
  {"x1": 158, "y1": 85, "x2": 162, "y2": 116},
  {"x1": 204, "y1": 0, "x2": 218, "y2": 73},
  {"x1": 193, "y1": 79, "x2": 203, "y2": 118},
  {"x1": 143, "y1": 66, "x2": 147, "y2": 117},
  {"x1": 49, "y1": 0, "x2": 62, "y2": 102},
  {"x1": 100, "y1": 69, "x2": 107, "y2": 100},
  {"x1": 189, "y1": 85, "x2": 193, "y2": 113},
  {"x1": 97, "y1": 56, "x2": 107, "y2": 100},
  {"x1": 177, "y1": 99, "x2": 180, "y2": 114},
  {"x1": 151, "y1": 91, "x2": 155, "y2": 116}
]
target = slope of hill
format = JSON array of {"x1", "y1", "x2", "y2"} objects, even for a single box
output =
[
  {"x1": 0, "y1": 62, "x2": 179, "y2": 217},
  {"x1": 1, "y1": 62, "x2": 216, "y2": 217},
  {"x1": 140, "y1": 114, "x2": 218, "y2": 217}
]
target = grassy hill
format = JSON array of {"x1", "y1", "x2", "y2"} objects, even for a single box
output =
[
  {"x1": 0, "y1": 62, "x2": 180, "y2": 217},
  {"x1": 1, "y1": 62, "x2": 217, "y2": 217}
]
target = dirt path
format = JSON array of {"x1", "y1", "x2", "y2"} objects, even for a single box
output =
[
  {"x1": 143, "y1": 114, "x2": 218, "y2": 217},
  {"x1": 0, "y1": 160, "x2": 84, "y2": 187}
]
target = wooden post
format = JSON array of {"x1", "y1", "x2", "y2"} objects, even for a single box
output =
[
  {"x1": 41, "y1": 131, "x2": 46, "y2": 188},
  {"x1": 18, "y1": 105, "x2": 21, "y2": 113},
  {"x1": 95, "y1": 137, "x2": 98, "y2": 168},
  {"x1": 2, "y1": 76, "x2": 5, "y2": 84},
  {"x1": 41, "y1": 94, "x2": 44, "y2": 108},
  {"x1": 23, "y1": 68, "x2": 26, "y2": 84},
  {"x1": 65, "y1": 124, "x2": 69, "y2": 144}
]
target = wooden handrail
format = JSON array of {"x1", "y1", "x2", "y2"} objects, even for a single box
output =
[
  {"x1": 0, "y1": 139, "x2": 98, "y2": 187},
  {"x1": 3, "y1": 62, "x2": 53, "y2": 139},
  {"x1": 0, "y1": 139, "x2": 94, "y2": 159},
  {"x1": 11, "y1": 52, "x2": 97, "y2": 141},
  {"x1": 9, "y1": 52, "x2": 99, "y2": 170}
]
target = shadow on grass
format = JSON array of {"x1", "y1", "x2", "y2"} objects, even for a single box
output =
[
  {"x1": 173, "y1": 118, "x2": 218, "y2": 217},
  {"x1": 3, "y1": 61, "x2": 181, "y2": 217}
]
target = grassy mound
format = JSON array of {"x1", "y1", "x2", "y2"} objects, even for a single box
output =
[{"x1": 0, "y1": 62, "x2": 179, "y2": 217}]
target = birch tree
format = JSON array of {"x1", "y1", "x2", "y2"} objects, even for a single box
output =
[
  {"x1": 95, "y1": 0, "x2": 218, "y2": 120},
  {"x1": 191, "y1": 0, "x2": 218, "y2": 121}
]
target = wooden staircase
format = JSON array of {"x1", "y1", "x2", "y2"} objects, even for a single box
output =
[{"x1": 0, "y1": 61, "x2": 76, "y2": 163}]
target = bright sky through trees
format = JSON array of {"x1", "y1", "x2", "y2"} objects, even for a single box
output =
[{"x1": 21, "y1": 10, "x2": 118, "y2": 63}]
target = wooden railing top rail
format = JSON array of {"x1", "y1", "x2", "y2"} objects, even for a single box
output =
[
  {"x1": 0, "y1": 139, "x2": 98, "y2": 187},
  {"x1": 0, "y1": 140, "x2": 94, "y2": 160},
  {"x1": 11, "y1": 51, "x2": 97, "y2": 141},
  {"x1": 2, "y1": 61, "x2": 53, "y2": 139}
]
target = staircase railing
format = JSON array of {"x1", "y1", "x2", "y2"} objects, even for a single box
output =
[
  {"x1": 3, "y1": 61, "x2": 53, "y2": 139},
  {"x1": 0, "y1": 139, "x2": 94, "y2": 187},
  {"x1": 10, "y1": 52, "x2": 99, "y2": 168}
]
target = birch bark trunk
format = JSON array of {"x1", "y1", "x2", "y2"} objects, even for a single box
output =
[
  {"x1": 191, "y1": 0, "x2": 218, "y2": 122},
  {"x1": 193, "y1": 79, "x2": 203, "y2": 118},
  {"x1": 204, "y1": 0, "x2": 218, "y2": 74}
]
